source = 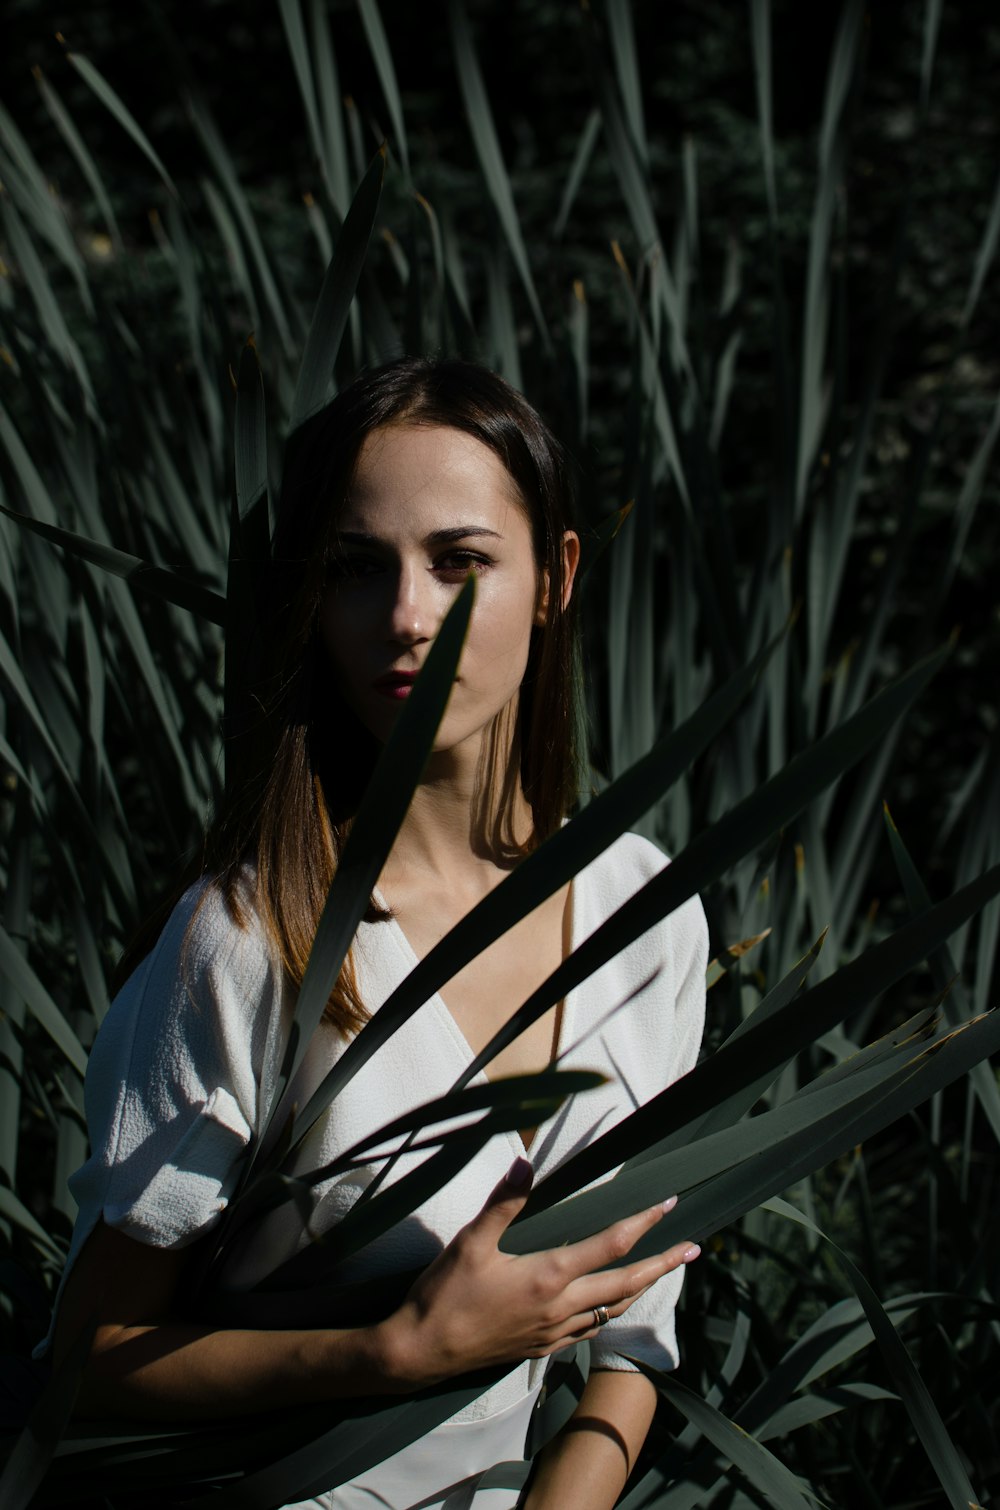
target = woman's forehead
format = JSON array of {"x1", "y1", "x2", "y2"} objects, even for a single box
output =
[{"x1": 340, "y1": 421, "x2": 529, "y2": 533}]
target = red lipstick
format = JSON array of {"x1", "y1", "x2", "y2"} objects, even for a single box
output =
[{"x1": 373, "y1": 670, "x2": 419, "y2": 700}]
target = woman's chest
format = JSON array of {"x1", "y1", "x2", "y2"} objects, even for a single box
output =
[{"x1": 386, "y1": 883, "x2": 572, "y2": 1080}]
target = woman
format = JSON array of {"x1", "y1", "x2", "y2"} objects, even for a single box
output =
[{"x1": 49, "y1": 358, "x2": 708, "y2": 1509}]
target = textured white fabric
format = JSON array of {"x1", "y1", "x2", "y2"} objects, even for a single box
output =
[{"x1": 55, "y1": 831, "x2": 707, "y2": 1508}]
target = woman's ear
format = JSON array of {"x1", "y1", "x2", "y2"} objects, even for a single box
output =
[{"x1": 535, "y1": 530, "x2": 582, "y2": 625}]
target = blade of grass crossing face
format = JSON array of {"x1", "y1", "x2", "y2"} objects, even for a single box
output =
[
  {"x1": 290, "y1": 147, "x2": 386, "y2": 428},
  {"x1": 244, "y1": 579, "x2": 476, "y2": 1181}
]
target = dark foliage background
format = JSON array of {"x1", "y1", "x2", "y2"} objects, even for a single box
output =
[{"x1": 1, "y1": 1, "x2": 999, "y2": 1504}]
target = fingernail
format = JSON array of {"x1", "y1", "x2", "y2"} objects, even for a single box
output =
[
  {"x1": 682, "y1": 1243, "x2": 701, "y2": 1263},
  {"x1": 507, "y1": 1156, "x2": 533, "y2": 1189},
  {"x1": 660, "y1": 1195, "x2": 678, "y2": 1214}
]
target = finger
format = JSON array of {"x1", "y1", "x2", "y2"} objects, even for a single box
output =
[
  {"x1": 554, "y1": 1195, "x2": 679, "y2": 1278},
  {"x1": 464, "y1": 1156, "x2": 534, "y2": 1246},
  {"x1": 568, "y1": 1239, "x2": 702, "y2": 1317}
]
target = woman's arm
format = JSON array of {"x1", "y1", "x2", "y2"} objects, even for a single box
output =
[
  {"x1": 522, "y1": 1369, "x2": 659, "y2": 1510},
  {"x1": 56, "y1": 1164, "x2": 699, "y2": 1420}
]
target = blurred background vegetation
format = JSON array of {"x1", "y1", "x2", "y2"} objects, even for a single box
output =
[{"x1": 1, "y1": 0, "x2": 998, "y2": 1504}]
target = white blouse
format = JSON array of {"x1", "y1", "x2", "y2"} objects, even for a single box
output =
[{"x1": 58, "y1": 831, "x2": 708, "y2": 1509}]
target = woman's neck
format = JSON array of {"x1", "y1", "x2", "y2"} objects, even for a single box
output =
[{"x1": 378, "y1": 720, "x2": 534, "y2": 902}]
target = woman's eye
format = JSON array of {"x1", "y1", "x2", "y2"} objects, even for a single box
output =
[
  {"x1": 435, "y1": 551, "x2": 493, "y2": 575},
  {"x1": 327, "y1": 554, "x2": 382, "y2": 581}
]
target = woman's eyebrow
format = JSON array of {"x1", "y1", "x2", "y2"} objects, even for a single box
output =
[
  {"x1": 334, "y1": 526, "x2": 504, "y2": 546},
  {"x1": 426, "y1": 526, "x2": 503, "y2": 544}
]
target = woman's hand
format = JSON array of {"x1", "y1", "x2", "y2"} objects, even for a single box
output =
[{"x1": 376, "y1": 1157, "x2": 700, "y2": 1390}]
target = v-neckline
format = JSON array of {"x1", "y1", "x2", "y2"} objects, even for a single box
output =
[{"x1": 374, "y1": 882, "x2": 577, "y2": 1151}]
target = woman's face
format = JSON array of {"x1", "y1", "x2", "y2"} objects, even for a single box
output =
[{"x1": 318, "y1": 422, "x2": 576, "y2": 759}]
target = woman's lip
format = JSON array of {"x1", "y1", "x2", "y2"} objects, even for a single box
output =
[{"x1": 373, "y1": 672, "x2": 419, "y2": 699}]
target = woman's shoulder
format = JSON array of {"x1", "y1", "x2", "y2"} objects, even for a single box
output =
[
  {"x1": 88, "y1": 870, "x2": 285, "y2": 1126},
  {"x1": 129, "y1": 869, "x2": 273, "y2": 992},
  {"x1": 575, "y1": 828, "x2": 708, "y2": 948},
  {"x1": 104, "y1": 870, "x2": 281, "y2": 1059}
]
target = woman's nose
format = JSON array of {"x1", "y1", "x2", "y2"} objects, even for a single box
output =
[{"x1": 386, "y1": 564, "x2": 434, "y2": 644}]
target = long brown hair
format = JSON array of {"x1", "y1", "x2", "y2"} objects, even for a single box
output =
[{"x1": 120, "y1": 358, "x2": 581, "y2": 1034}]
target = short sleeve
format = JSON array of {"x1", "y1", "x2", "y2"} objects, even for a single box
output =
[
  {"x1": 68, "y1": 878, "x2": 285, "y2": 1251},
  {"x1": 589, "y1": 873, "x2": 709, "y2": 1375}
]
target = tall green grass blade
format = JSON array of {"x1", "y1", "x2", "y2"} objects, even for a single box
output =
[
  {"x1": 885, "y1": 804, "x2": 1000, "y2": 1143},
  {"x1": 0, "y1": 1321, "x2": 94, "y2": 1510},
  {"x1": 290, "y1": 147, "x2": 385, "y2": 428},
  {"x1": 283, "y1": 634, "x2": 777, "y2": 1153},
  {"x1": 553, "y1": 110, "x2": 600, "y2": 239},
  {"x1": 31, "y1": 65, "x2": 121, "y2": 251},
  {"x1": 357, "y1": 0, "x2": 410, "y2": 176},
  {"x1": 185, "y1": 91, "x2": 296, "y2": 357},
  {"x1": 310, "y1": 0, "x2": 351, "y2": 215},
  {"x1": 0, "y1": 197, "x2": 93, "y2": 402},
  {"x1": 943, "y1": 386, "x2": 1000, "y2": 599},
  {"x1": 0, "y1": 1185, "x2": 64, "y2": 1263},
  {"x1": 766, "y1": 1198, "x2": 983, "y2": 1510},
  {"x1": 638, "y1": 929, "x2": 828, "y2": 1150},
  {"x1": 0, "y1": 104, "x2": 94, "y2": 313},
  {"x1": 449, "y1": 0, "x2": 549, "y2": 348},
  {"x1": 919, "y1": 0, "x2": 943, "y2": 114},
  {"x1": 0, "y1": 502, "x2": 226, "y2": 625},
  {"x1": 961, "y1": 165, "x2": 1000, "y2": 329},
  {"x1": 637, "y1": 1369, "x2": 814, "y2": 1509},
  {"x1": 533, "y1": 848, "x2": 1000, "y2": 1209},
  {"x1": 607, "y1": 0, "x2": 648, "y2": 169},
  {"x1": 796, "y1": 0, "x2": 862, "y2": 516},
  {"x1": 0, "y1": 926, "x2": 88, "y2": 1077},
  {"x1": 225, "y1": 1070, "x2": 602, "y2": 1245},
  {"x1": 66, "y1": 50, "x2": 178, "y2": 198},
  {"x1": 511, "y1": 1006, "x2": 1000, "y2": 1262},
  {"x1": 233, "y1": 338, "x2": 271, "y2": 560},
  {"x1": 278, "y1": 0, "x2": 325, "y2": 191},
  {"x1": 241, "y1": 578, "x2": 476, "y2": 1190},
  {"x1": 749, "y1": 0, "x2": 777, "y2": 220}
]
